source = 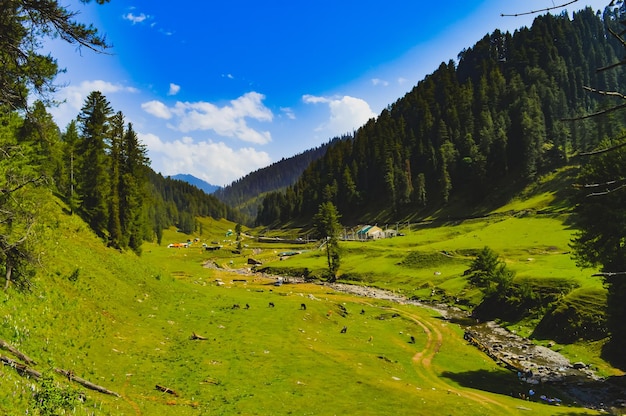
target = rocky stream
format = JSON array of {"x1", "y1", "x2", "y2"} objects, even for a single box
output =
[{"x1": 325, "y1": 282, "x2": 626, "y2": 414}]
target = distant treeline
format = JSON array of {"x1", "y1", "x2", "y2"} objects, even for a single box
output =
[
  {"x1": 1, "y1": 92, "x2": 243, "y2": 253},
  {"x1": 257, "y1": 7, "x2": 626, "y2": 225},
  {"x1": 214, "y1": 137, "x2": 342, "y2": 219}
]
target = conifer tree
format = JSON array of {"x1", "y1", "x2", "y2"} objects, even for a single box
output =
[
  {"x1": 313, "y1": 202, "x2": 341, "y2": 281},
  {"x1": 0, "y1": 0, "x2": 109, "y2": 110},
  {"x1": 107, "y1": 111, "x2": 124, "y2": 248},
  {"x1": 120, "y1": 122, "x2": 150, "y2": 253},
  {"x1": 571, "y1": 138, "x2": 626, "y2": 357},
  {"x1": 61, "y1": 120, "x2": 81, "y2": 215},
  {"x1": 76, "y1": 91, "x2": 113, "y2": 233}
]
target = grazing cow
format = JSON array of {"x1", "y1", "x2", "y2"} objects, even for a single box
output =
[
  {"x1": 300, "y1": 303, "x2": 307, "y2": 310},
  {"x1": 268, "y1": 302, "x2": 275, "y2": 308},
  {"x1": 410, "y1": 335, "x2": 415, "y2": 344},
  {"x1": 245, "y1": 303, "x2": 250, "y2": 309},
  {"x1": 232, "y1": 304, "x2": 240, "y2": 309},
  {"x1": 340, "y1": 326, "x2": 347, "y2": 333},
  {"x1": 368, "y1": 336, "x2": 373, "y2": 342},
  {"x1": 360, "y1": 309, "x2": 365, "y2": 315}
]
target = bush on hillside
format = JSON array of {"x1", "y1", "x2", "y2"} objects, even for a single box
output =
[
  {"x1": 472, "y1": 278, "x2": 580, "y2": 323},
  {"x1": 533, "y1": 290, "x2": 608, "y2": 343},
  {"x1": 255, "y1": 266, "x2": 320, "y2": 281}
]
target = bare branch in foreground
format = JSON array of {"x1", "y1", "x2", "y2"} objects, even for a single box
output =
[{"x1": 501, "y1": 0, "x2": 578, "y2": 17}]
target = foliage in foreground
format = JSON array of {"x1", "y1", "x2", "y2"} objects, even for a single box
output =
[{"x1": 571, "y1": 137, "x2": 626, "y2": 364}]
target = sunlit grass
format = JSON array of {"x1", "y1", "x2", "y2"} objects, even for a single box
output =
[{"x1": 0, "y1": 185, "x2": 613, "y2": 415}]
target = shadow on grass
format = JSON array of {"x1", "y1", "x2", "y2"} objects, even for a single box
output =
[
  {"x1": 441, "y1": 369, "x2": 626, "y2": 414},
  {"x1": 441, "y1": 369, "x2": 581, "y2": 406},
  {"x1": 440, "y1": 369, "x2": 525, "y2": 397}
]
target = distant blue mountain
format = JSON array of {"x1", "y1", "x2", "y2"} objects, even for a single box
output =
[{"x1": 170, "y1": 174, "x2": 220, "y2": 194}]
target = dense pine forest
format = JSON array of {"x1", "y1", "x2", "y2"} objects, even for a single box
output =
[
  {"x1": 213, "y1": 137, "x2": 343, "y2": 219},
  {"x1": 1, "y1": 92, "x2": 242, "y2": 259},
  {"x1": 256, "y1": 8, "x2": 626, "y2": 225}
]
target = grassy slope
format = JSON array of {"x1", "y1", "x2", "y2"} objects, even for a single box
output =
[
  {"x1": 0, "y1": 199, "x2": 606, "y2": 415},
  {"x1": 261, "y1": 167, "x2": 619, "y2": 375}
]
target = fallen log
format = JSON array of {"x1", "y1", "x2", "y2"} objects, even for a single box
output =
[
  {"x1": 0, "y1": 338, "x2": 36, "y2": 365},
  {"x1": 155, "y1": 384, "x2": 179, "y2": 396},
  {"x1": 0, "y1": 355, "x2": 41, "y2": 379},
  {"x1": 189, "y1": 332, "x2": 207, "y2": 340},
  {"x1": 54, "y1": 368, "x2": 120, "y2": 397}
]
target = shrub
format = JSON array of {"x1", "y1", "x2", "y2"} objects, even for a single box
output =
[{"x1": 31, "y1": 374, "x2": 82, "y2": 416}]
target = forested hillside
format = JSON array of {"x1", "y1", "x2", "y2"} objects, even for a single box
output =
[
  {"x1": 148, "y1": 171, "x2": 245, "y2": 240},
  {"x1": 214, "y1": 137, "x2": 342, "y2": 219},
  {"x1": 257, "y1": 7, "x2": 626, "y2": 225},
  {"x1": 1, "y1": 94, "x2": 241, "y2": 262},
  {"x1": 171, "y1": 173, "x2": 221, "y2": 194}
]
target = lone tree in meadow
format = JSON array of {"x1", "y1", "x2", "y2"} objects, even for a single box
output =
[
  {"x1": 235, "y1": 223, "x2": 242, "y2": 250},
  {"x1": 313, "y1": 202, "x2": 342, "y2": 282},
  {"x1": 465, "y1": 246, "x2": 515, "y2": 300}
]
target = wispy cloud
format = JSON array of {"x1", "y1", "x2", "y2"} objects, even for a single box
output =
[
  {"x1": 303, "y1": 94, "x2": 376, "y2": 136},
  {"x1": 167, "y1": 83, "x2": 180, "y2": 96},
  {"x1": 280, "y1": 107, "x2": 296, "y2": 120},
  {"x1": 122, "y1": 12, "x2": 150, "y2": 24},
  {"x1": 371, "y1": 78, "x2": 389, "y2": 87},
  {"x1": 62, "y1": 80, "x2": 138, "y2": 108},
  {"x1": 50, "y1": 80, "x2": 138, "y2": 126},
  {"x1": 138, "y1": 132, "x2": 272, "y2": 186},
  {"x1": 141, "y1": 92, "x2": 274, "y2": 144}
]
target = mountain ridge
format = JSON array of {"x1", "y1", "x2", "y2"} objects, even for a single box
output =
[{"x1": 170, "y1": 173, "x2": 221, "y2": 194}]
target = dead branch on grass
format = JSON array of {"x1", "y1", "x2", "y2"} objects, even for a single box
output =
[
  {"x1": 0, "y1": 355, "x2": 42, "y2": 379},
  {"x1": 155, "y1": 384, "x2": 179, "y2": 396},
  {"x1": 54, "y1": 368, "x2": 120, "y2": 397},
  {"x1": 0, "y1": 338, "x2": 36, "y2": 365}
]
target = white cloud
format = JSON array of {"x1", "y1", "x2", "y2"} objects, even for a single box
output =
[
  {"x1": 50, "y1": 79, "x2": 138, "y2": 127},
  {"x1": 280, "y1": 107, "x2": 296, "y2": 120},
  {"x1": 303, "y1": 94, "x2": 376, "y2": 136},
  {"x1": 371, "y1": 78, "x2": 389, "y2": 87},
  {"x1": 302, "y1": 94, "x2": 329, "y2": 104},
  {"x1": 138, "y1": 132, "x2": 272, "y2": 186},
  {"x1": 141, "y1": 100, "x2": 172, "y2": 119},
  {"x1": 142, "y1": 92, "x2": 274, "y2": 144},
  {"x1": 62, "y1": 80, "x2": 138, "y2": 109},
  {"x1": 397, "y1": 77, "x2": 408, "y2": 85},
  {"x1": 123, "y1": 12, "x2": 149, "y2": 24},
  {"x1": 168, "y1": 83, "x2": 180, "y2": 96}
]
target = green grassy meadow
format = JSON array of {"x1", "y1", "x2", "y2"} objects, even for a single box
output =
[{"x1": 0, "y1": 195, "x2": 621, "y2": 414}]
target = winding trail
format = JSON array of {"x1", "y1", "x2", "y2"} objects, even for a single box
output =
[
  {"x1": 350, "y1": 292, "x2": 516, "y2": 414},
  {"x1": 388, "y1": 304, "x2": 517, "y2": 415}
]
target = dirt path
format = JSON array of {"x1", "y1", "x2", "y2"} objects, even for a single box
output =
[
  {"x1": 389, "y1": 305, "x2": 518, "y2": 415},
  {"x1": 328, "y1": 282, "x2": 626, "y2": 414},
  {"x1": 121, "y1": 375, "x2": 142, "y2": 416},
  {"x1": 211, "y1": 269, "x2": 623, "y2": 413}
]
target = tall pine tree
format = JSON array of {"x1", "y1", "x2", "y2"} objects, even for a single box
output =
[{"x1": 76, "y1": 91, "x2": 112, "y2": 234}]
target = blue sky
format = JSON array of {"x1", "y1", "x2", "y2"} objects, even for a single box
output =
[{"x1": 48, "y1": 0, "x2": 608, "y2": 186}]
